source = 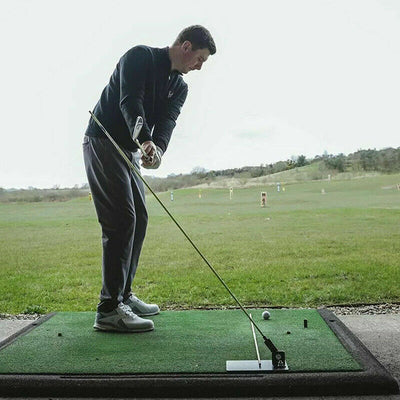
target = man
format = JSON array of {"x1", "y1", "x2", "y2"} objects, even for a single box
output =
[{"x1": 83, "y1": 26, "x2": 216, "y2": 332}]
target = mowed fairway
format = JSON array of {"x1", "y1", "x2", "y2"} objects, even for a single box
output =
[{"x1": 0, "y1": 174, "x2": 399, "y2": 313}]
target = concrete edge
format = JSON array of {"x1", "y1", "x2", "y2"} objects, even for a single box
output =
[
  {"x1": 0, "y1": 313, "x2": 56, "y2": 352},
  {"x1": 318, "y1": 309, "x2": 399, "y2": 393}
]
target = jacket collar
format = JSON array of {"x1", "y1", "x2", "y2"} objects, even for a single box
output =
[{"x1": 163, "y1": 46, "x2": 182, "y2": 76}]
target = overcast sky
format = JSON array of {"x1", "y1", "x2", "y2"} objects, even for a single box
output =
[{"x1": 1, "y1": 0, "x2": 399, "y2": 188}]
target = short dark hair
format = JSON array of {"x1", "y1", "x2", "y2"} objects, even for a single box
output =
[{"x1": 174, "y1": 25, "x2": 216, "y2": 55}]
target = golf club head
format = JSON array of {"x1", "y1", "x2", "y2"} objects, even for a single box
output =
[{"x1": 132, "y1": 116, "x2": 144, "y2": 141}]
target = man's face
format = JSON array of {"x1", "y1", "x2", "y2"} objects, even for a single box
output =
[{"x1": 179, "y1": 41, "x2": 210, "y2": 74}]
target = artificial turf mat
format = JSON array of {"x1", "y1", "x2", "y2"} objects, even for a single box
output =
[{"x1": 0, "y1": 309, "x2": 361, "y2": 374}]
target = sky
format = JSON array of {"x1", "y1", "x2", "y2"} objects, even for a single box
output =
[{"x1": 0, "y1": 0, "x2": 399, "y2": 188}]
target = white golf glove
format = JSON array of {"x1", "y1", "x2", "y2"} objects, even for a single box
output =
[{"x1": 142, "y1": 145, "x2": 163, "y2": 169}]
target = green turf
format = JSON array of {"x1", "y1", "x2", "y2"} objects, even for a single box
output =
[
  {"x1": 0, "y1": 309, "x2": 360, "y2": 374},
  {"x1": 1, "y1": 173, "x2": 399, "y2": 313}
]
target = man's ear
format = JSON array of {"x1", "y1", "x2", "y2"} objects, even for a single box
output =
[{"x1": 181, "y1": 40, "x2": 192, "y2": 53}]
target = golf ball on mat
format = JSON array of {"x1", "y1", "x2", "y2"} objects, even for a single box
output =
[{"x1": 262, "y1": 310, "x2": 270, "y2": 320}]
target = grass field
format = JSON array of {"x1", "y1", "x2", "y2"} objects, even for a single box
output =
[{"x1": 0, "y1": 174, "x2": 399, "y2": 313}]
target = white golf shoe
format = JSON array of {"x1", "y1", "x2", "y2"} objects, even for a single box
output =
[
  {"x1": 93, "y1": 303, "x2": 154, "y2": 332},
  {"x1": 123, "y1": 294, "x2": 160, "y2": 316}
]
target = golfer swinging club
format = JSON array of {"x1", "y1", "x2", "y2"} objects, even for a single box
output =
[{"x1": 83, "y1": 26, "x2": 216, "y2": 332}]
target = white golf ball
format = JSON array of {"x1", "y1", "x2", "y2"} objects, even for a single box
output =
[{"x1": 262, "y1": 310, "x2": 270, "y2": 320}]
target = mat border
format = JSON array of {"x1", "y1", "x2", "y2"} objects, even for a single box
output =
[{"x1": 0, "y1": 309, "x2": 398, "y2": 397}]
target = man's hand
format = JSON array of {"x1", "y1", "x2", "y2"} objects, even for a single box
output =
[
  {"x1": 141, "y1": 141, "x2": 163, "y2": 169},
  {"x1": 141, "y1": 141, "x2": 156, "y2": 159}
]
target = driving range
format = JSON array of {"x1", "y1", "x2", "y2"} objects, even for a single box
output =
[{"x1": 0, "y1": 173, "x2": 399, "y2": 396}]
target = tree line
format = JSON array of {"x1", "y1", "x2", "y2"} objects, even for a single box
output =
[
  {"x1": 1, "y1": 147, "x2": 399, "y2": 201},
  {"x1": 0, "y1": 185, "x2": 89, "y2": 203},
  {"x1": 145, "y1": 147, "x2": 400, "y2": 191}
]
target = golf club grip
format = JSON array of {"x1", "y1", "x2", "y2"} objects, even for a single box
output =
[{"x1": 134, "y1": 139, "x2": 152, "y2": 162}]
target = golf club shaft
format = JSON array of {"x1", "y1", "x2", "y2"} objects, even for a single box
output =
[{"x1": 88, "y1": 111, "x2": 274, "y2": 346}]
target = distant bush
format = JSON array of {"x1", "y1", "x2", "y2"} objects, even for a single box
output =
[
  {"x1": 296, "y1": 155, "x2": 308, "y2": 167},
  {"x1": 0, "y1": 188, "x2": 89, "y2": 203},
  {"x1": 350, "y1": 148, "x2": 400, "y2": 173},
  {"x1": 316, "y1": 147, "x2": 400, "y2": 174},
  {"x1": 323, "y1": 153, "x2": 346, "y2": 172}
]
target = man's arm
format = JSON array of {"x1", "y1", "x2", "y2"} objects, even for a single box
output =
[
  {"x1": 152, "y1": 83, "x2": 188, "y2": 154},
  {"x1": 119, "y1": 46, "x2": 153, "y2": 144},
  {"x1": 141, "y1": 85, "x2": 187, "y2": 169}
]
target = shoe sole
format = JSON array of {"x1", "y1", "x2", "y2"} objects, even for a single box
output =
[
  {"x1": 136, "y1": 311, "x2": 160, "y2": 317},
  {"x1": 93, "y1": 323, "x2": 154, "y2": 333}
]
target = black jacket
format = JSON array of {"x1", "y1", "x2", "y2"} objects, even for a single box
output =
[{"x1": 85, "y1": 46, "x2": 188, "y2": 153}]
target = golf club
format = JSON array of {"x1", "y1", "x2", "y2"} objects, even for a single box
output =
[
  {"x1": 89, "y1": 111, "x2": 286, "y2": 369},
  {"x1": 131, "y1": 116, "x2": 151, "y2": 162}
]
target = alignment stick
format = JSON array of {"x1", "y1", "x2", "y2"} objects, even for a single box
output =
[{"x1": 249, "y1": 313, "x2": 262, "y2": 369}]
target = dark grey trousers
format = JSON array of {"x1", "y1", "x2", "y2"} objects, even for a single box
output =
[{"x1": 83, "y1": 136, "x2": 148, "y2": 312}]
